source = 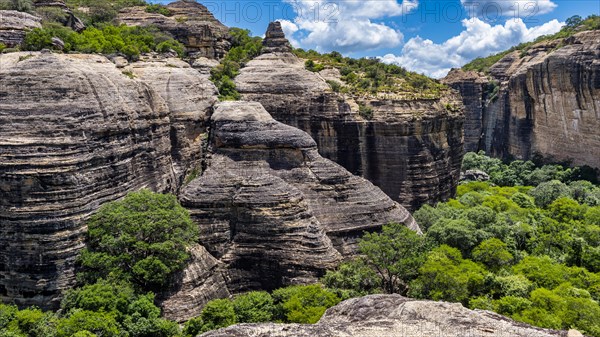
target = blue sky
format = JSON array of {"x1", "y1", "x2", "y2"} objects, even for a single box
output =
[{"x1": 152, "y1": 0, "x2": 600, "y2": 77}]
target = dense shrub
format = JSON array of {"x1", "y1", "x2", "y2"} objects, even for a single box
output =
[
  {"x1": 210, "y1": 27, "x2": 262, "y2": 100},
  {"x1": 78, "y1": 190, "x2": 198, "y2": 291},
  {"x1": 23, "y1": 23, "x2": 185, "y2": 59}
]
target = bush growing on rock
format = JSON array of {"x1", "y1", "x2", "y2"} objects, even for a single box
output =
[{"x1": 78, "y1": 190, "x2": 199, "y2": 291}]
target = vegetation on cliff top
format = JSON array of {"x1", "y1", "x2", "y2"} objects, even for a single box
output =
[
  {"x1": 295, "y1": 48, "x2": 447, "y2": 99},
  {"x1": 210, "y1": 27, "x2": 262, "y2": 101},
  {"x1": 463, "y1": 14, "x2": 600, "y2": 73}
]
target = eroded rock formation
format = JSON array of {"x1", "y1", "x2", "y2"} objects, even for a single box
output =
[
  {"x1": 123, "y1": 56, "x2": 218, "y2": 185},
  {"x1": 0, "y1": 10, "x2": 42, "y2": 47},
  {"x1": 180, "y1": 102, "x2": 418, "y2": 298},
  {"x1": 0, "y1": 52, "x2": 176, "y2": 308},
  {"x1": 33, "y1": 0, "x2": 85, "y2": 32},
  {"x1": 236, "y1": 22, "x2": 464, "y2": 210},
  {"x1": 444, "y1": 30, "x2": 600, "y2": 169},
  {"x1": 202, "y1": 294, "x2": 573, "y2": 337},
  {"x1": 118, "y1": 0, "x2": 231, "y2": 59}
]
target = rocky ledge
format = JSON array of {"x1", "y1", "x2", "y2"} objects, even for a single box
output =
[
  {"x1": 118, "y1": 0, "x2": 231, "y2": 59},
  {"x1": 202, "y1": 294, "x2": 579, "y2": 337},
  {"x1": 0, "y1": 10, "x2": 42, "y2": 47},
  {"x1": 236, "y1": 22, "x2": 464, "y2": 211},
  {"x1": 444, "y1": 30, "x2": 600, "y2": 169}
]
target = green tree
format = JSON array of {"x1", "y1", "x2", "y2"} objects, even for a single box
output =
[
  {"x1": 472, "y1": 238, "x2": 514, "y2": 271},
  {"x1": 322, "y1": 258, "x2": 381, "y2": 298},
  {"x1": 199, "y1": 299, "x2": 237, "y2": 333},
  {"x1": 272, "y1": 285, "x2": 340, "y2": 324},
  {"x1": 409, "y1": 245, "x2": 486, "y2": 304},
  {"x1": 529, "y1": 180, "x2": 570, "y2": 208},
  {"x1": 79, "y1": 190, "x2": 199, "y2": 291},
  {"x1": 232, "y1": 291, "x2": 274, "y2": 323},
  {"x1": 358, "y1": 223, "x2": 428, "y2": 294}
]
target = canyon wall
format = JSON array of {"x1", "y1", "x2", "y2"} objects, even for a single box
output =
[
  {"x1": 445, "y1": 31, "x2": 600, "y2": 168},
  {"x1": 0, "y1": 52, "x2": 177, "y2": 308},
  {"x1": 236, "y1": 22, "x2": 465, "y2": 211},
  {"x1": 0, "y1": 52, "x2": 419, "y2": 315}
]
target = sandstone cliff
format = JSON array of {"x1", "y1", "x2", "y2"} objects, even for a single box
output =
[
  {"x1": 201, "y1": 294, "x2": 574, "y2": 337},
  {"x1": 179, "y1": 102, "x2": 418, "y2": 300},
  {"x1": 123, "y1": 56, "x2": 218, "y2": 185},
  {"x1": 118, "y1": 0, "x2": 230, "y2": 59},
  {"x1": 0, "y1": 52, "x2": 177, "y2": 308},
  {"x1": 236, "y1": 22, "x2": 464, "y2": 210},
  {"x1": 0, "y1": 10, "x2": 41, "y2": 47},
  {"x1": 445, "y1": 30, "x2": 600, "y2": 169},
  {"x1": 33, "y1": 0, "x2": 85, "y2": 32}
]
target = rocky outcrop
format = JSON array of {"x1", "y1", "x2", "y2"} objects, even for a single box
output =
[
  {"x1": 262, "y1": 21, "x2": 292, "y2": 53},
  {"x1": 235, "y1": 23, "x2": 464, "y2": 210},
  {"x1": 0, "y1": 52, "x2": 176, "y2": 309},
  {"x1": 118, "y1": 0, "x2": 230, "y2": 59},
  {"x1": 445, "y1": 30, "x2": 600, "y2": 169},
  {"x1": 158, "y1": 244, "x2": 230, "y2": 322},
  {"x1": 124, "y1": 56, "x2": 218, "y2": 185},
  {"x1": 179, "y1": 101, "x2": 418, "y2": 296},
  {"x1": 33, "y1": 0, "x2": 85, "y2": 32},
  {"x1": 202, "y1": 294, "x2": 574, "y2": 337},
  {"x1": 0, "y1": 10, "x2": 42, "y2": 47}
]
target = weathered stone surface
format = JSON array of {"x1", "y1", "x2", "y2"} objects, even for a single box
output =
[
  {"x1": 236, "y1": 24, "x2": 464, "y2": 211},
  {"x1": 445, "y1": 30, "x2": 600, "y2": 169},
  {"x1": 125, "y1": 56, "x2": 218, "y2": 185},
  {"x1": 118, "y1": 0, "x2": 230, "y2": 59},
  {"x1": 179, "y1": 102, "x2": 418, "y2": 296},
  {"x1": 262, "y1": 21, "x2": 292, "y2": 53},
  {"x1": 0, "y1": 52, "x2": 176, "y2": 309},
  {"x1": 461, "y1": 169, "x2": 491, "y2": 182},
  {"x1": 33, "y1": 0, "x2": 85, "y2": 32},
  {"x1": 158, "y1": 244, "x2": 230, "y2": 323},
  {"x1": 0, "y1": 10, "x2": 41, "y2": 47},
  {"x1": 202, "y1": 294, "x2": 575, "y2": 337}
]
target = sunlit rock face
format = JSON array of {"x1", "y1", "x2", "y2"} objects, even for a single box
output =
[
  {"x1": 0, "y1": 52, "x2": 177, "y2": 308},
  {"x1": 444, "y1": 30, "x2": 600, "y2": 169}
]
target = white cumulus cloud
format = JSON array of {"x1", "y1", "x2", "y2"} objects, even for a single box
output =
[
  {"x1": 280, "y1": 0, "x2": 417, "y2": 53},
  {"x1": 380, "y1": 17, "x2": 564, "y2": 78},
  {"x1": 461, "y1": 0, "x2": 558, "y2": 18}
]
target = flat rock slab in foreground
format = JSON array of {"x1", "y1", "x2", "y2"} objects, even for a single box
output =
[{"x1": 201, "y1": 294, "x2": 575, "y2": 337}]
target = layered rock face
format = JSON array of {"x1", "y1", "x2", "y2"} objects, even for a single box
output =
[
  {"x1": 124, "y1": 56, "x2": 218, "y2": 185},
  {"x1": 0, "y1": 10, "x2": 42, "y2": 47},
  {"x1": 236, "y1": 23, "x2": 464, "y2": 210},
  {"x1": 0, "y1": 52, "x2": 176, "y2": 308},
  {"x1": 445, "y1": 31, "x2": 600, "y2": 169},
  {"x1": 179, "y1": 102, "x2": 418, "y2": 296},
  {"x1": 33, "y1": 0, "x2": 85, "y2": 32},
  {"x1": 158, "y1": 244, "x2": 230, "y2": 322},
  {"x1": 118, "y1": 0, "x2": 230, "y2": 59},
  {"x1": 202, "y1": 294, "x2": 571, "y2": 337}
]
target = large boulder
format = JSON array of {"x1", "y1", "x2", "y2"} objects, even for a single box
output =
[
  {"x1": 0, "y1": 10, "x2": 42, "y2": 47},
  {"x1": 202, "y1": 294, "x2": 576, "y2": 337}
]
